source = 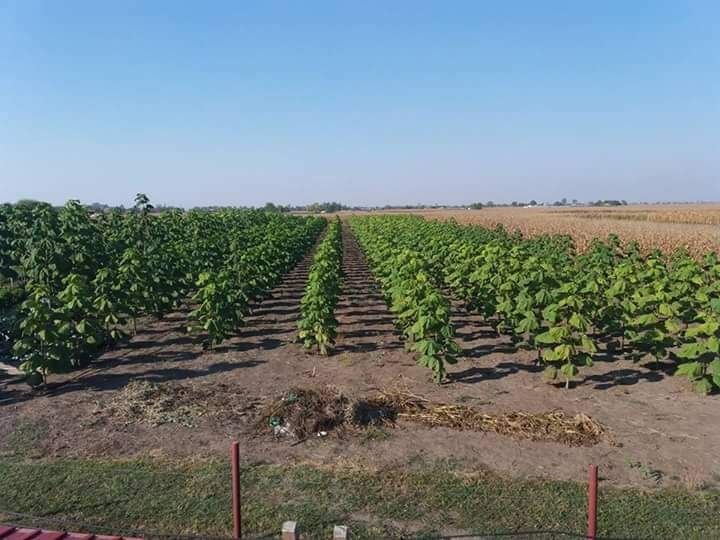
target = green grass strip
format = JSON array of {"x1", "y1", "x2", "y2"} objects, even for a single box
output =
[{"x1": 1, "y1": 457, "x2": 718, "y2": 539}]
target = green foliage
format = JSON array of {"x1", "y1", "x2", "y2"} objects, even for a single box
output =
[
  {"x1": 188, "y1": 271, "x2": 244, "y2": 349},
  {"x1": 56, "y1": 273, "x2": 103, "y2": 365},
  {"x1": 12, "y1": 283, "x2": 68, "y2": 383},
  {"x1": 0, "y1": 285, "x2": 26, "y2": 309},
  {"x1": 3, "y1": 196, "x2": 325, "y2": 382},
  {"x1": 187, "y1": 212, "x2": 325, "y2": 349},
  {"x1": 350, "y1": 217, "x2": 460, "y2": 382},
  {"x1": 92, "y1": 268, "x2": 128, "y2": 343},
  {"x1": 298, "y1": 218, "x2": 343, "y2": 354},
  {"x1": 0, "y1": 306, "x2": 20, "y2": 346},
  {"x1": 351, "y1": 214, "x2": 720, "y2": 394},
  {"x1": 622, "y1": 255, "x2": 681, "y2": 365},
  {"x1": 535, "y1": 285, "x2": 597, "y2": 388},
  {"x1": 4, "y1": 196, "x2": 720, "y2": 396},
  {"x1": 675, "y1": 309, "x2": 720, "y2": 394},
  {"x1": 389, "y1": 254, "x2": 460, "y2": 381}
]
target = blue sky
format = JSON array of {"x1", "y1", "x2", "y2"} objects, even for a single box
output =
[{"x1": 1, "y1": 1, "x2": 718, "y2": 207}]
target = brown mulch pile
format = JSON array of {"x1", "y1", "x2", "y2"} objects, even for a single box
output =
[
  {"x1": 259, "y1": 387, "x2": 349, "y2": 440},
  {"x1": 259, "y1": 387, "x2": 605, "y2": 447},
  {"x1": 96, "y1": 380, "x2": 260, "y2": 427}
]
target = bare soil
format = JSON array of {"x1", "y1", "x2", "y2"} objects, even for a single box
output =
[{"x1": 1, "y1": 224, "x2": 719, "y2": 490}]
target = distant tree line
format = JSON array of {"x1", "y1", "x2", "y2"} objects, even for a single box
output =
[
  {"x1": 262, "y1": 202, "x2": 350, "y2": 213},
  {"x1": 587, "y1": 200, "x2": 628, "y2": 207},
  {"x1": 9, "y1": 196, "x2": 673, "y2": 214},
  {"x1": 304, "y1": 202, "x2": 348, "y2": 213},
  {"x1": 470, "y1": 198, "x2": 629, "y2": 208}
]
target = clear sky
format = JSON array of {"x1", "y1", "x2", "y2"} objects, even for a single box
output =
[{"x1": 1, "y1": 1, "x2": 718, "y2": 207}]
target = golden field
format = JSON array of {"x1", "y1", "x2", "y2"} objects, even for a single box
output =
[{"x1": 391, "y1": 205, "x2": 720, "y2": 256}]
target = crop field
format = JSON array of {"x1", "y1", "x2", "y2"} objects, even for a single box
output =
[
  {"x1": 410, "y1": 204, "x2": 720, "y2": 256},
  {"x1": 2, "y1": 199, "x2": 720, "y2": 538}
]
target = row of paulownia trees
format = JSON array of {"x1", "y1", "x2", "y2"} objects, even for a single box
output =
[
  {"x1": 0, "y1": 195, "x2": 324, "y2": 384},
  {"x1": 3, "y1": 200, "x2": 720, "y2": 394},
  {"x1": 349, "y1": 215, "x2": 720, "y2": 392},
  {"x1": 287, "y1": 214, "x2": 720, "y2": 393}
]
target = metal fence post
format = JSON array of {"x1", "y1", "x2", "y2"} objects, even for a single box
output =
[
  {"x1": 588, "y1": 464, "x2": 598, "y2": 540},
  {"x1": 231, "y1": 441, "x2": 242, "y2": 539}
]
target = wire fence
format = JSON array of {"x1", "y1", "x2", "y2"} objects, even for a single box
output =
[{"x1": 0, "y1": 507, "x2": 639, "y2": 540}]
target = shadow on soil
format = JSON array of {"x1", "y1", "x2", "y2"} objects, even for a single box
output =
[{"x1": 334, "y1": 224, "x2": 405, "y2": 354}]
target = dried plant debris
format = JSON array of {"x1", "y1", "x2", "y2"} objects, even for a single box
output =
[
  {"x1": 97, "y1": 380, "x2": 260, "y2": 427},
  {"x1": 100, "y1": 381, "x2": 605, "y2": 446},
  {"x1": 366, "y1": 390, "x2": 605, "y2": 447},
  {"x1": 259, "y1": 387, "x2": 349, "y2": 441},
  {"x1": 260, "y1": 386, "x2": 605, "y2": 447}
]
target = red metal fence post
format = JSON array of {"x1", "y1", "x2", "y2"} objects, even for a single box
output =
[
  {"x1": 231, "y1": 440, "x2": 242, "y2": 539},
  {"x1": 587, "y1": 464, "x2": 598, "y2": 540}
]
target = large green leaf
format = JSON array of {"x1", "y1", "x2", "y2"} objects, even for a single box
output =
[
  {"x1": 676, "y1": 343, "x2": 703, "y2": 359},
  {"x1": 560, "y1": 363, "x2": 579, "y2": 378},
  {"x1": 676, "y1": 361, "x2": 702, "y2": 378},
  {"x1": 693, "y1": 377, "x2": 713, "y2": 395}
]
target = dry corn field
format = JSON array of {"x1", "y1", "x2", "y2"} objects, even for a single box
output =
[{"x1": 413, "y1": 205, "x2": 720, "y2": 256}]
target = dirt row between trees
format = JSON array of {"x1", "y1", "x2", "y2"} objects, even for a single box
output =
[{"x1": 1, "y1": 222, "x2": 719, "y2": 489}]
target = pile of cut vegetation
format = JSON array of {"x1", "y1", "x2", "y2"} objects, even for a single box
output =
[
  {"x1": 260, "y1": 387, "x2": 605, "y2": 447},
  {"x1": 98, "y1": 380, "x2": 259, "y2": 428},
  {"x1": 260, "y1": 387, "x2": 349, "y2": 441},
  {"x1": 363, "y1": 390, "x2": 605, "y2": 447}
]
